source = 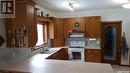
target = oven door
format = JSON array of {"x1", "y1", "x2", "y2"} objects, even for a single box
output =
[{"x1": 68, "y1": 48, "x2": 85, "y2": 62}]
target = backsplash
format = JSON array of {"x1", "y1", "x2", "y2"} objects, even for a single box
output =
[{"x1": 66, "y1": 38, "x2": 100, "y2": 47}]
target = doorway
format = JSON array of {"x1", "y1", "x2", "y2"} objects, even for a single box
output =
[{"x1": 101, "y1": 21, "x2": 122, "y2": 65}]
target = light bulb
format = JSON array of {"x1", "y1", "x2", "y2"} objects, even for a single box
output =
[
  {"x1": 68, "y1": 6, "x2": 74, "y2": 11},
  {"x1": 113, "y1": 0, "x2": 129, "y2": 3},
  {"x1": 122, "y1": 4, "x2": 130, "y2": 9}
]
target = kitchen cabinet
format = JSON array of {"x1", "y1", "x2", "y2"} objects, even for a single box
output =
[
  {"x1": 50, "y1": 18, "x2": 64, "y2": 39},
  {"x1": 50, "y1": 18, "x2": 65, "y2": 47},
  {"x1": 55, "y1": 18, "x2": 64, "y2": 39},
  {"x1": 64, "y1": 17, "x2": 85, "y2": 38},
  {"x1": 0, "y1": 70, "x2": 29, "y2": 73},
  {"x1": 64, "y1": 18, "x2": 69, "y2": 38},
  {"x1": 85, "y1": 49, "x2": 101, "y2": 63},
  {"x1": 85, "y1": 16, "x2": 101, "y2": 38},
  {"x1": 5, "y1": 0, "x2": 37, "y2": 47},
  {"x1": 46, "y1": 48, "x2": 68, "y2": 60},
  {"x1": 26, "y1": 1, "x2": 37, "y2": 47}
]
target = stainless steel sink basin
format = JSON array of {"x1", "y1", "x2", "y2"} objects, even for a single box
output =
[{"x1": 40, "y1": 48, "x2": 59, "y2": 54}]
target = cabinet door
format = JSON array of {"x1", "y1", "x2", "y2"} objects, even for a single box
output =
[
  {"x1": 85, "y1": 49, "x2": 101, "y2": 63},
  {"x1": 64, "y1": 18, "x2": 70, "y2": 38},
  {"x1": 55, "y1": 18, "x2": 64, "y2": 39},
  {"x1": 5, "y1": 0, "x2": 36, "y2": 47},
  {"x1": 85, "y1": 16, "x2": 101, "y2": 38},
  {"x1": 27, "y1": 3, "x2": 36, "y2": 47},
  {"x1": 51, "y1": 18, "x2": 65, "y2": 47},
  {"x1": 50, "y1": 18, "x2": 64, "y2": 39},
  {"x1": 69, "y1": 17, "x2": 85, "y2": 32},
  {"x1": 64, "y1": 18, "x2": 85, "y2": 38}
]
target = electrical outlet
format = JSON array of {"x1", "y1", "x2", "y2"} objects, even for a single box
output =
[{"x1": 12, "y1": 53, "x2": 15, "y2": 58}]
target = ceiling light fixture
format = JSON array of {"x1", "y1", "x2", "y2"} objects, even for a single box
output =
[
  {"x1": 122, "y1": 4, "x2": 130, "y2": 9},
  {"x1": 68, "y1": 0, "x2": 75, "y2": 11},
  {"x1": 113, "y1": 0, "x2": 129, "y2": 3},
  {"x1": 113, "y1": 0, "x2": 130, "y2": 9},
  {"x1": 62, "y1": 0, "x2": 79, "y2": 11},
  {"x1": 68, "y1": 0, "x2": 74, "y2": 11}
]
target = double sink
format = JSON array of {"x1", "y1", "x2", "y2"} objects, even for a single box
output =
[{"x1": 40, "y1": 48, "x2": 60, "y2": 54}]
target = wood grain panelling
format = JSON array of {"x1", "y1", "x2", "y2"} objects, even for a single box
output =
[
  {"x1": 49, "y1": 18, "x2": 64, "y2": 39},
  {"x1": 0, "y1": 70, "x2": 30, "y2": 73},
  {"x1": 37, "y1": 17, "x2": 52, "y2": 23},
  {"x1": 64, "y1": 18, "x2": 69, "y2": 38},
  {"x1": 64, "y1": 17, "x2": 85, "y2": 38},
  {"x1": 55, "y1": 18, "x2": 64, "y2": 39},
  {"x1": 50, "y1": 18, "x2": 65, "y2": 47},
  {"x1": 85, "y1": 49, "x2": 101, "y2": 63},
  {"x1": 48, "y1": 22, "x2": 55, "y2": 39},
  {"x1": 69, "y1": 17, "x2": 85, "y2": 32},
  {"x1": 27, "y1": 3, "x2": 36, "y2": 47},
  {"x1": 51, "y1": 39, "x2": 64, "y2": 47},
  {"x1": 85, "y1": 16, "x2": 101, "y2": 38},
  {"x1": 36, "y1": 17, "x2": 62, "y2": 46},
  {"x1": 34, "y1": 8, "x2": 38, "y2": 44},
  {"x1": 5, "y1": 0, "x2": 37, "y2": 47}
]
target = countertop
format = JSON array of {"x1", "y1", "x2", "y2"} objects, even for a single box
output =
[{"x1": 0, "y1": 52, "x2": 114, "y2": 73}]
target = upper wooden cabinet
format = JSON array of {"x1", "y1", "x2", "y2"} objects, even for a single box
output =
[
  {"x1": 69, "y1": 17, "x2": 85, "y2": 32},
  {"x1": 53, "y1": 18, "x2": 64, "y2": 39},
  {"x1": 64, "y1": 18, "x2": 69, "y2": 38},
  {"x1": 5, "y1": 0, "x2": 37, "y2": 47},
  {"x1": 50, "y1": 18, "x2": 65, "y2": 47},
  {"x1": 85, "y1": 16, "x2": 101, "y2": 38},
  {"x1": 64, "y1": 17, "x2": 85, "y2": 38}
]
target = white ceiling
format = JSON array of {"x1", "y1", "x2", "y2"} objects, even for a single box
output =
[{"x1": 37, "y1": 0, "x2": 129, "y2": 12}]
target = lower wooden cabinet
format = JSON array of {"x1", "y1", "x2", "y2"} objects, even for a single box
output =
[
  {"x1": 0, "y1": 70, "x2": 29, "y2": 73},
  {"x1": 46, "y1": 48, "x2": 68, "y2": 60},
  {"x1": 85, "y1": 49, "x2": 101, "y2": 63}
]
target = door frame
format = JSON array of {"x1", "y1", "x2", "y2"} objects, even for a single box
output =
[{"x1": 101, "y1": 21, "x2": 122, "y2": 65}]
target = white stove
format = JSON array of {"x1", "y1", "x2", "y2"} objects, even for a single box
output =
[
  {"x1": 69, "y1": 37, "x2": 87, "y2": 48},
  {"x1": 68, "y1": 48, "x2": 85, "y2": 62},
  {"x1": 68, "y1": 33, "x2": 86, "y2": 62}
]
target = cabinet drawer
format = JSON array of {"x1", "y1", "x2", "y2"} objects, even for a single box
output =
[
  {"x1": 86, "y1": 49, "x2": 100, "y2": 55},
  {"x1": 85, "y1": 49, "x2": 101, "y2": 63}
]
